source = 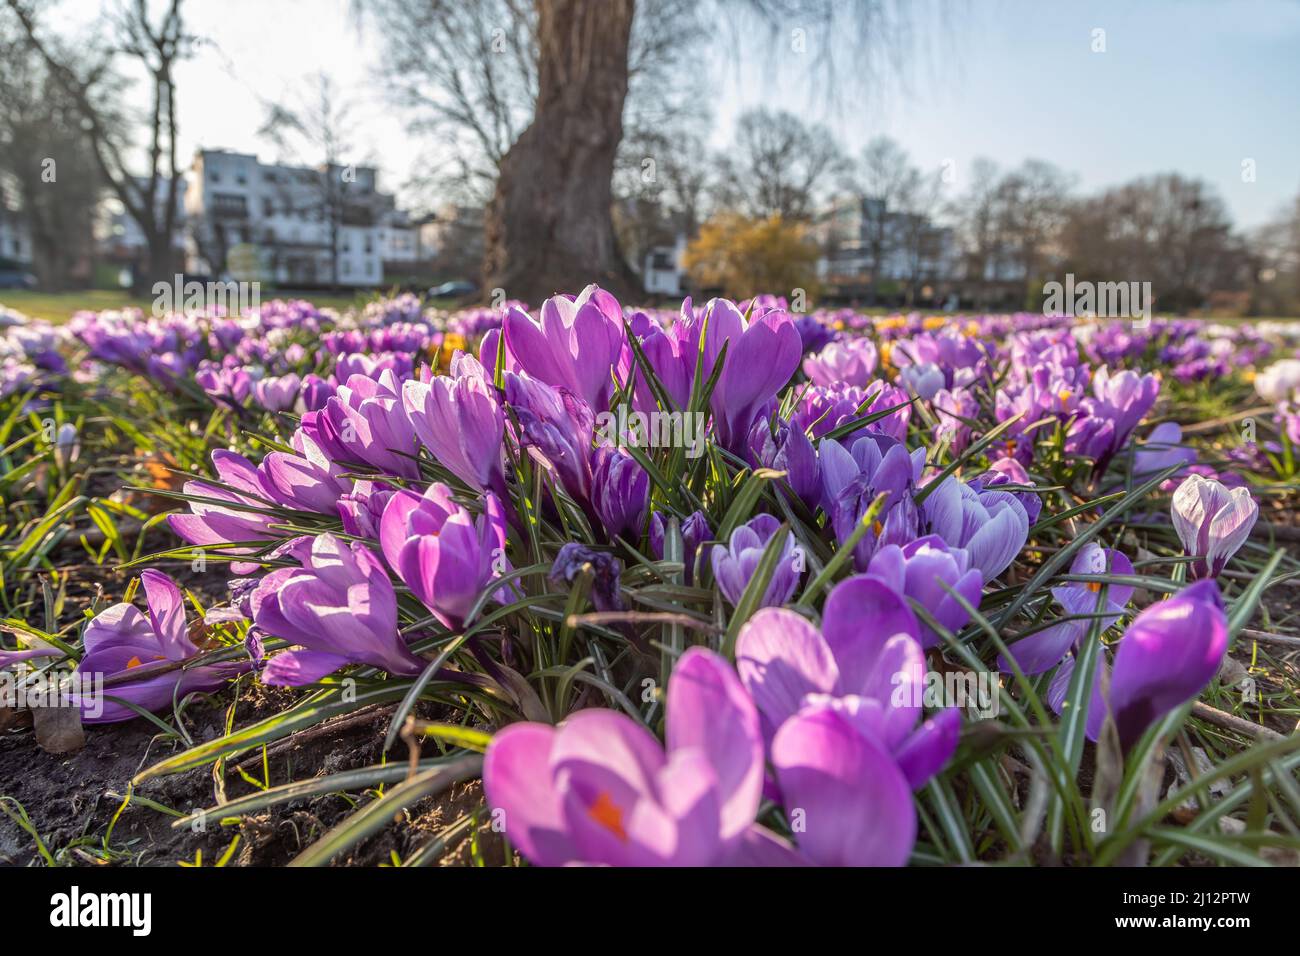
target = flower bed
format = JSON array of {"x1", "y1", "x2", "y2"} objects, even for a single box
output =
[{"x1": 1, "y1": 291, "x2": 1298, "y2": 867}]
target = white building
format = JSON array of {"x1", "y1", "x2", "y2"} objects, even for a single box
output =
[
  {"x1": 0, "y1": 214, "x2": 31, "y2": 266},
  {"x1": 186, "y1": 150, "x2": 417, "y2": 287},
  {"x1": 816, "y1": 196, "x2": 961, "y2": 300},
  {"x1": 642, "y1": 233, "x2": 689, "y2": 296}
]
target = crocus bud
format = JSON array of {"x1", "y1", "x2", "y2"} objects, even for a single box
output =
[
  {"x1": 747, "y1": 416, "x2": 820, "y2": 510},
  {"x1": 1170, "y1": 474, "x2": 1258, "y2": 578},
  {"x1": 53, "y1": 423, "x2": 79, "y2": 469},
  {"x1": 591, "y1": 443, "x2": 649, "y2": 541},
  {"x1": 650, "y1": 510, "x2": 712, "y2": 586},
  {"x1": 1100, "y1": 579, "x2": 1228, "y2": 749}
]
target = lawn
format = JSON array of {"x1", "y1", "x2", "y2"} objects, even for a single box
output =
[{"x1": 0, "y1": 288, "x2": 459, "y2": 324}]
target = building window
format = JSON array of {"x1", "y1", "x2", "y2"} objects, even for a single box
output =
[{"x1": 263, "y1": 198, "x2": 274, "y2": 216}]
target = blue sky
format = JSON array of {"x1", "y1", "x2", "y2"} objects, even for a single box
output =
[
  {"x1": 713, "y1": 0, "x2": 1300, "y2": 227},
  {"x1": 54, "y1": 0, "x2": 1300, "y2": 228}
]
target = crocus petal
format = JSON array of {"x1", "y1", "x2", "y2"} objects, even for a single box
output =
[
  {"x1": 140, "y1": 569, "x2": 191, "y2": 659},
  {"x1": 999, "y1": 620, "x2": 1085, "y2": 675},
  {"x1": 893, "y1": 708, "x2": 961, "y2": 789},
  {"x1": 1206, "y1": 488, "x2": 1259, "y2": 576},
  {"x1": 820, "y1": 575, "x2": 921, "y2": 696},
  {"x1": 771, "y1": 705, "x2": 917, "y2": 867},
  {"x1": 1105, "y1": 579, "x2": 1228, "y2": 748},
  {"x1": 962, "y1": 503, "x2": 1028, "y2": 581},
  {"x1": 261, "y1": 649, "x2": 355, "y2": 686},
  {"x1": 483, "y1": 722, "x2": 577, "y2": 867},
  {"x1": 665, "y1": 647, "x2": 764, "y2": 842},
  {"x1": 736, "y1": 608, "x2": 838, "y2": 741}
]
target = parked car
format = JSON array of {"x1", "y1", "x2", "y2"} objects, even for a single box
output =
[
  {"x1": 0, "y1": 269, "x2": 37, "y2": 290},
  {"x1": 427, "y1": 279, "x2": 478, "y2": 300}
]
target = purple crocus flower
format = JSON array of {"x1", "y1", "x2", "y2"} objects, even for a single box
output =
[
  {"x1": 1282, "y1": 401, "x2": 1300, "y2": 447},
  {"x1": 932, "y1": 386, "x2": 979, "y2": 456},
  {"x1": 501, "y1": 286, "x2": 628, "y2": 411},
  {"x1": 299, "y1": 373, "x2": 336, "y2": 411},
  {"x1": 168, "y1": 450, "x2": 279, "y2": 573},
  {"x1": 626, "y1": 309, "x2": 694, "y2": 413},
  {"x1": 505, "y1": 371, "x2": 596, "y2": 505},
  {"x1": 898, "y1": 361, "x2": 945, "y2": 400},
  {"x1": 549, "y1": 543, "x2": 626, "y2": 612},
  {"x1": 802, "y1": 338, "x2": 878, "y2": 388},
  {"x1": 74, "y1": 570, "x2": 251, "y2": 723},
  {"x1": 650, "y1": 510, "x2": 712, "y2": 586},
  {"x1": 700, "y1": 300, "x2": 803, "y2": 452},
  {"x1": 979, "y1": 457, "x2": 1043, "y2": 526},
  {"x1": 195, "y1": 363, "x2": 252, "y2": 409},
  {"x1": 921, "y1": 475, "x2": 1030, "y2": 582},
  {"x1": 257, "y1": 428, "x2": 353, "y2": 513},
  {"x1": 866, "y1": 536, "x2": 983, "y2": 648},
  {"x1": 711, "y1": 514, "x2": 801, "y2": 609},
  {"x1": 1170, "y1": 474, "x2": 1258, "y2": 579},
  {"x1": 999, "y1": 543, "x2": 1134, "y2": 674},
  {"x1": 483, "y1": 646, "x2": 764, "y2": 866},
  {"x1": 379, "y1": 483, "x2": 509, "y2": 630},
  {"x1": 626, "y1": 298, "x2": 802, "y2": 453},
  {"x1": 337, "y1": 480, "x2": 397, "y2": 538},
  {"x1": 1133, "y1": 421, "x2": 1195, "y2": 484},
  {"x1": 819, "y1": 434, "x2": 923, "y2": 570},
  {"x1": 403, "y1": 353, "x2": 507, "y2": 496},
  {"x1": 251, "y1": 533, "x2": 424, "y2": 685},
  {"x1": 305, "y1": 370, "x2": 420, "y2": 478},
  {"x1": 252, "y1": 372, "x2": 301, "y2": 413},
  {"x1": 1069, "y1": 367, "x2": 1160, "y2": 473},
  {"x1": 735, "y1": 576, "x2": 960, "y2": 865},
  {"x1": 792, "y1": 381, "x2": 912, "y2": 443},
  {"x1": 747, "y1": 416, "x2": 820, "y2": 510},
  {"x1": 1050, "y1": 580, "x2": 1229, "y2": 750},
  {"x1": 792, "y1": 314, "x2": 835, "y2": 355},
  {"x1": 590, "y1": 443, "x2": 649, "y2": 541}
]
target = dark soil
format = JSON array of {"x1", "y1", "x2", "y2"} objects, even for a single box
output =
[{"x1": 0, "y1": 684, "x2": 506, "y2": 867}]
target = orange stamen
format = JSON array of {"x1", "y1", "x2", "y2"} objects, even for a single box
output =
[{"x1": 587, "y1": 791, "x2": 627, "y2": 841}]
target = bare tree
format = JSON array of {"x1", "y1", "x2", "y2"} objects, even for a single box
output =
[
  {"x1": 360, "y1": 0, "x2": 537, "y2": 207},
  {"x1": 850, "y1": 135, "x2": 914, "y2": 303},
  {"x1": 4, "y1": 0, "x2": 193, "y2": 290},
  {"x1": 893, "y1": 164, "x2": 946, "y2": 305},
  {"x1": 0, "y1": 26, "x2": 101, "y2": 289},
  {"x1": 613, "y1": 122, "x2": 712, "y2": 278},
  {"x1": 715, "y1": 109, "x2": 846, "y2": 222},
  {"x1": 990, "y1": 159, "x2": 1072, "y2": 302},
  {"x1": 1060, "y1": 173, "x2": 1240, "y2": 312},
  {"x1": 361, "y1": 0, "x2": 929, "y2": 303},
  {"x1": 948, "y1": 156, "x2": 1001, "y2": 304},
  {"x1": 1251, "y1": 195, "x2": 1300, "y2": 316}
]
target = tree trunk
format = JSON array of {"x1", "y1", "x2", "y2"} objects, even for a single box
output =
[
  {"x1": 137, "y1": 234, "x2": 176, "y2": 294},
  {"x1": 483, "y1": 0, "x2": 642, "y2": 305}
]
